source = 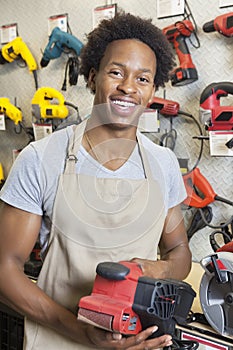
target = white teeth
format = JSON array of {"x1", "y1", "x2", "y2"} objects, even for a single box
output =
[{"x1": 112, "y1": 100, "x2": 135, "y2": 107}]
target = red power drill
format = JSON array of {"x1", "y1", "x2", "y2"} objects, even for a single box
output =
[
  {"x1": 162, "y1": 20, "x2": 198, "y2": 86},
  {"x1": 203, "y1": 12, "x2": 233, "y2": 37},
  {"x1": 200, "y1": 82, "x2": 233, "y2": 131},
  {"x1": 78, "y1": 261, "x2": 196, "y2": 338}
]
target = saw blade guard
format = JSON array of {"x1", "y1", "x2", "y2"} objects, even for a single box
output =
[{"x1": 200, "y1": 252, "x2": 233, "y2": 338}]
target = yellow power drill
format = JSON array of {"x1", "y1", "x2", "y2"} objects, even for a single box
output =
[
  {"x1": 0, "y1": 37, "x2": 38, "y2": 89},
  {"x1": 31, "y1": 87, "x2": 69, "y2": 120},
  {"x1": 0, "y1": 97, "x2": 23, "y2": 125}
]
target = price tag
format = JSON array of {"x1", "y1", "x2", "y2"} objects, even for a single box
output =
[
  {"x1": 0, "y1": 23, "x2": 17, "y2": 44},
  {"x1": 32, "y1": 123, "x2": 53, "y2": 141},
  {"x1": 157, "y1": 0, "x2": 184, "y2": 18},
  {"x1": 0, "y1": 114, "x2": 6, "y2": 130},
  {"x1": 48, "y1": 13, "x2": 68, "y2": 34},
  {"x1": 93, "y1": 4, "x2": 117, "y2": 29},
  {"x1": 138, "y1": 109, "x2": 159, "y2": 132},
  {"x1": 209, "y1": 131, "x2": 233, "y2": 156}
]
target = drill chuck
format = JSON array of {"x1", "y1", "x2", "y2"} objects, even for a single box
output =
[
  {"x1": 203, "y1": 20, "x2": 215, "y2": 33},
  {"x1": 0, "y1": 51, "x2": 7, "y2": 64},
  {"x1": 40, "y1": 57, "x2": 49, "y2": 67}
]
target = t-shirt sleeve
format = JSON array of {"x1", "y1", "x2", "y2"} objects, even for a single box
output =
[
  {"x1": 0, "y1": 144, "x2": 44, "y2": 215},
  {"x1": 166, "y1": 148, "x2": 187, "y2": 209}
]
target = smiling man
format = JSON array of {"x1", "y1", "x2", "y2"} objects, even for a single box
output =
[{"x1": 0, "y1": 12, "x2": 192, "y2": 350}]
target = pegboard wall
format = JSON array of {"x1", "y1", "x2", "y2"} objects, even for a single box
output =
[{"x1": 0, "y1": 0, "x2": 233, "y2": 262}]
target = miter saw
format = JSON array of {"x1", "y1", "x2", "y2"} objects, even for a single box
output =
[{"x1": 199, "y1": 251, "x2": 233, "y2": 339}]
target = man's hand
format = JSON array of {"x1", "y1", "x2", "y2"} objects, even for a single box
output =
[
  {"x1": 85, "y1": 324, "x2": 172, "y2": 349},
  {"x1": 130, "y1": 258, "x2": 171, "y2": 279}
]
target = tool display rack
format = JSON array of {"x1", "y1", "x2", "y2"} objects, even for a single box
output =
[{"x1": 0, "y1": 302, "x2": 24, "y2": 350}]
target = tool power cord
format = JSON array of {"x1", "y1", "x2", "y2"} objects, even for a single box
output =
[
  {"x1": 159, "y1": 110, "x2": 204, "y2": 174},
  {"x1": 61, "y1": 56, "x2": 80, "y2": 91},
  {"x1": 164, "y1": 336, "x2": 199, "y2": 350},
  {"x1": 178, "y1": 110, "x2": 204, "y2": 174}
]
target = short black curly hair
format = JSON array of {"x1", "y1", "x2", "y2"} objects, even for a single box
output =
[{"x1": 79, "y1": 12, "x2": 175, "y2": 90}]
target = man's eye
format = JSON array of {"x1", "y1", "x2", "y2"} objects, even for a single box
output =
[
  {"x1": 139, "y1": 77, "x2": 149, "y2": 83},
  {"x1": 110, "y1": 70, "x2": 122, "y2": 77}
]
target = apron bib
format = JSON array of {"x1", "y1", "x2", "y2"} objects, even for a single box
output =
[{"x1": 24, "y1": 119, "x2": 166, "y2": 350}]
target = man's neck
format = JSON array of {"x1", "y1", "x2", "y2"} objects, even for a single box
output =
[{"x1": 82, "y1": 120, "x2": 138, "y2": 170}]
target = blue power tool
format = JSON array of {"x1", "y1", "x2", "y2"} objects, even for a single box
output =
[{"x1": 40, "y1": 27, "x2": 84, "y2": 67}]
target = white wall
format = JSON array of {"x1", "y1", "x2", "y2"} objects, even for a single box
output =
[{"x1": 0, "y1": 0, "x2": 233, "y2": 261}]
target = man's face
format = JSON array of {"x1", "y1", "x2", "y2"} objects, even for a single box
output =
[{"x1": 88, "y1": 39, "x2": 156, "y2": 129}]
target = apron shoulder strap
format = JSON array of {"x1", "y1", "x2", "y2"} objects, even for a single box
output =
[{"x1": 64, "y1": 119, "x2": 88, "y2": 174}]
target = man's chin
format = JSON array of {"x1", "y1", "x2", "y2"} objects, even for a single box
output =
[{"x1": 107, "y1": 121, "x2": 136, "y2": 130}]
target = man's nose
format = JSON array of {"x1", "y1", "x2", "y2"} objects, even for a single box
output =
[{"x1": 117, "y1": 76, "x2": 137, "y2": 94}]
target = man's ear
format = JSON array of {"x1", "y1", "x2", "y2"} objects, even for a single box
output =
[{"x1": 87, "y1": 68, "x2": 97, "y2": 94}]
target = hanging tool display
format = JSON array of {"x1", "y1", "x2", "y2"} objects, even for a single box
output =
[
  {"x1": 199, "y1": 252, "x2": 233, "y2": 338},
  {"x1": 31, "y1": 86, "x2": 81, "y2": 130},
  {"x1": 200, "y1": 82, "x2": 233, "y2": 131},
  {"x1": 209, "y1": 223, "x2": 233, "y2": 253},
  {"x1": 0, "y1": 163, "x2": 5, "y2": 189},
  {"x1": 0, "y1": 37, "x2": 38, "y2": 89},
  {"x1": 162, "y1": 20, "x2": 199, "y2": 86},
  {"x1": 148, "y1": 96, "x2": 180, "y2": 118},
  {"x1": 0, "y1": 97, "x2": 34, "y2": 142},
  {"x1": 147, "y1": 96, "x2": 204, "y2": 170},
  {"x1": 147, "y1": 97, "x2": 233, "y2": 240},
  {"x1": 182, "y1": 167, "x2": 233, "y2": 208},
  {"x1": 24, "y1": 240, "x2": 43, "y2": 279},
  {"x1": 40, "y1": 27, "x2": 83, "y2": 90},
  {"x1": 183, "y1": 166, "x2": 233, "y2": 241},
  {"x1": 78, "y1": 261, "x2": 196, "y2": 343},
  {"x1": 40, "y1": 27, "x2": 83, "y2": 67},
  {"x1": 203, "y1": 12, "x2": 233, "y2": 37},
  {"x1": 0, "y1": 97, "x2": 23, "y2": 129}
]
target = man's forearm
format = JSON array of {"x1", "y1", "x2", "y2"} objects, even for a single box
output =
[
  {"x1": 160, "y1": 243, "x2": 192, "y2": 280},
  {"x1": 0, "y1": 263, "x2": 94, "y2": 346}
]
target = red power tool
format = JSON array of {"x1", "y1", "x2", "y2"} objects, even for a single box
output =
[
  {"x1": 77, "y1": 261, "x2": 196, "y2": 337},
  {"x1": 183, "y1": 167, "x2": 233, "y2": 208},
  {"x1": 203, "y1": 12, "x2": 233, "y2": 37},
  {"x1": 148, "y1": 96, "x2": 180, "y2": 116},
  {"x1": 162, "y1": 20, "x2": 198, "y2": 86},
  {"x1": 200, "y1": 82, "x2": 233, "y2": 131}
]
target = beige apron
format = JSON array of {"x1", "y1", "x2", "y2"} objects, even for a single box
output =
[{"x1": 24, "y1": 119, "x2": 166, "y2": 350}]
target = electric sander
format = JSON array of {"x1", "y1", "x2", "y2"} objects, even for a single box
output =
[{"x1": 77, "y1": 261, "x2": 196, "y2": 338}]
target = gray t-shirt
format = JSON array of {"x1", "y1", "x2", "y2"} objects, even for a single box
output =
[{"x1": 0, "y1": 125, "x2": 186, "y2": 254}]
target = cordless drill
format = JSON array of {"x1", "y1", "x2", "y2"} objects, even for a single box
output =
[
  {"x1": 162, "y1": 20, "x2": 198, "y2": 86},
  {"x1": 203, "y1": 12, "x2": 233, "y2": 37},
  {"x1": 40, "y1": 27, "x2": 84, "y2": 67}
]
